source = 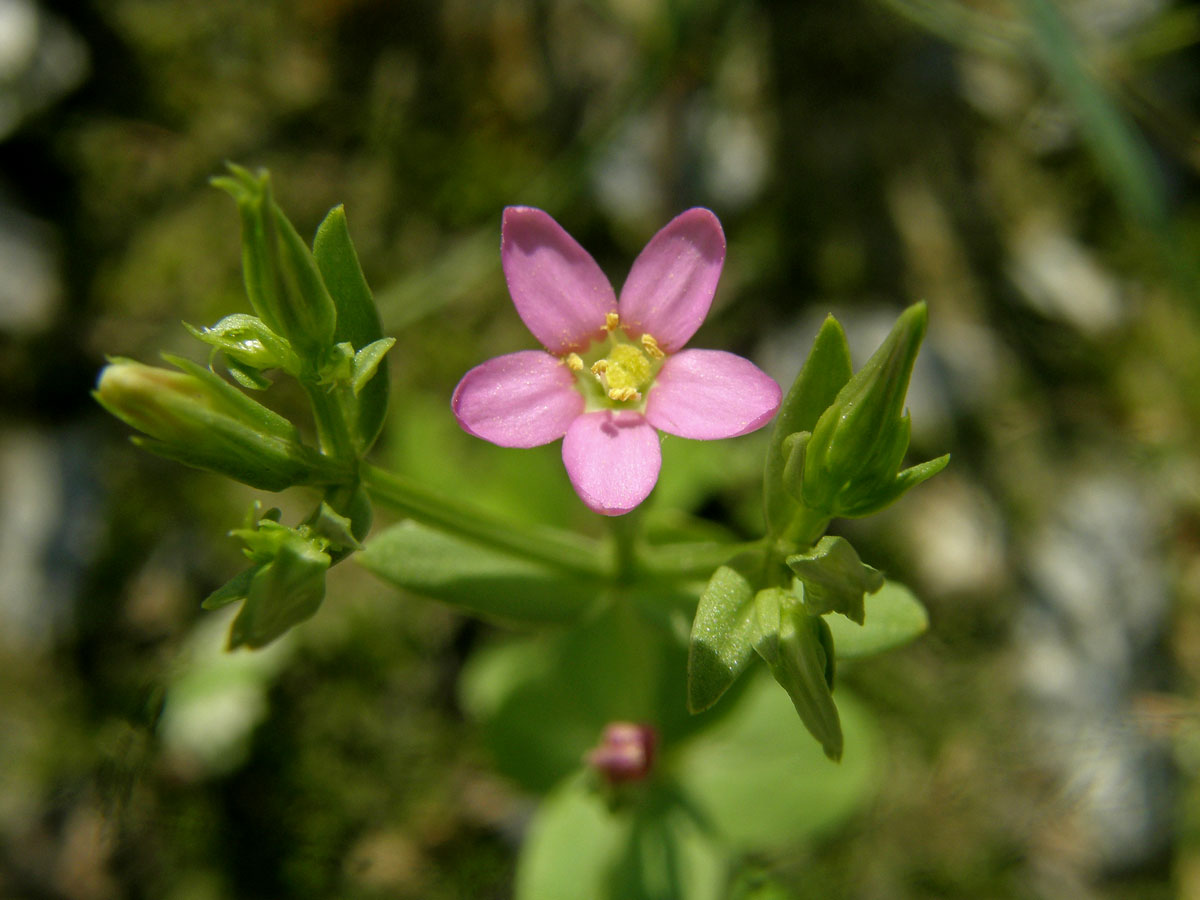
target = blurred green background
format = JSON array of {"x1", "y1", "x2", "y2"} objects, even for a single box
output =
[{"x1": 3, "y1": 0, "x2": 1200, "y2": 896}]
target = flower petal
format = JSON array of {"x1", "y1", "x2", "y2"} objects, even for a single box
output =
[
  {"x1": 502, "y1": 206, "x2": 617, "y2": 354},
  {"x1": 452, "y1": 350, "x2": 584, "y2": 448},
  {"x1": 562, "y1": 411, "x2": 661, "y2": 515},
  {"x1": 645, "y1": 349, "x2": 781, "y2": 440},
  {"x1": 617, "y1": 208, "x2": 725, "y2": 353}
]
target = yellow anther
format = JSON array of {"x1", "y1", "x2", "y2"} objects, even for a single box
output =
[
  {"x1": 641, "y1": 334, "x2": 664, "y2": 359},
  {"x1": 591, "y1": 359, "x2": 608, "y2": 376},
  {"x1": 566, "y1": 352, "x2": 583, "y2": 372},
  {"x1": 608, "y1": 386, "x2": 641, "y2": 402},
  {"x1": 604, "y1": 311, "x2": 621, "y2": 331}
]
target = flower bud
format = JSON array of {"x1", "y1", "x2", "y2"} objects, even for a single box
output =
[
  {"x1": 586, "y1": 722, "x2": 658, "y2": 785},
  {"x1": 95, "y1": 357, "x2": 335, "y2": 491},
  {"x1": 800, "y1": 303, "x2": 947, "y2": 518}
]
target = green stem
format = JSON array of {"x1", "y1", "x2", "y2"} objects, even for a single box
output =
[
  {"x1": 609, "y1": 510, "x2": 641, "y2": 584},
  {"x1": 360, "y1": 463, "x2": 610, "y2": 578},
  {"x1": 304, "y1": 380, "x2": 356, "y2": 463},
  {"x1": 638, "y1": 539, "x2": 759, "y2": 581}
]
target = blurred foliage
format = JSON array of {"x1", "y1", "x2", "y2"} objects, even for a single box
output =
[{"x1": 4, "y1": 0, "x2": 1200, "y2": 897}]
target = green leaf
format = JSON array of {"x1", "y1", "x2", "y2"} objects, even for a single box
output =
[
  {"x1": 686, "y1": 552, "x2": 765, "y2": 713},
  {"x1": 515, "y1": 778, "x2": 727, "y2": 900},
  {"x1": 458, "y1": 602, "x2": 667, "y2": 793},
  {"x1": 359, "y1": 520, "x2": 596, "y2": 625},
  {"x1": 515, "y1": 775, "x2": 628, "y2": 900},
  {"x1": 755, "y1": 595, "x2": 842, "y2": 761},
  {"x1": 313, "y1": 205, "x2": 390, "y2": 452},
  {"x1": 786, "y1": 535, "x2": 883, "y2": 625},
  {"x1": 764, "y1": 316, "x2": 852, "y2": 537},
  {"x1": 673, "y1": 674, "x2": 879, "y2": 851},
  {"x1": 826, "y1": 579, "x2": 929, "y2": 659}
]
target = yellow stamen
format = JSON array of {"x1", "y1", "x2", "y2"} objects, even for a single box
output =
[
  {"x1": 641, "y1": 334, "x2": 664, "y2": 359},
  {"x1": 566, "y1": 352, "x2": 583, "y2": 371},
  {"x1": 608, "y1": 387, "x2": 640, "y2": 402},
  {"x1": 604, "y1": 311, "x2": 621, "y2": 331}
]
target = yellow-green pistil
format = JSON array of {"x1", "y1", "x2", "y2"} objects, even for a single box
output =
[{"x1": 566, "y1": 312, "x2": 665, "y2": 411}]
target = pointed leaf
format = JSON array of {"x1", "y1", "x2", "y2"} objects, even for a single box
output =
[
  {"x1": 755, "y1": 595, "x2": 843, "y2": 761},
  {"x1": 313, "y1": 205, "x2": 390, "y2": 451}
]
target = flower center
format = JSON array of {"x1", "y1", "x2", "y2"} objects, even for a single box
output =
[{"x1": 565, "y1": 313, "x2": 665, "y2": 410}]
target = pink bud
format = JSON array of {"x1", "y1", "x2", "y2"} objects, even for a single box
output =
[{"x1": 586, "y1": 722, "x2": 658, "y2": 784}]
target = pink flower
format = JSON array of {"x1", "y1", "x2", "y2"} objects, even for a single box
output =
[{"x1": 451, "y1": 207, "x2": 782, "y2": 516}]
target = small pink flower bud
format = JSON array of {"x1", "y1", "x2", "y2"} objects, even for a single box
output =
[{"x1": 586, "y1": 722, "x2": 658, "y2": 785}]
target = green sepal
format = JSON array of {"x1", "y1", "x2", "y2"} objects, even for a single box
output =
[
  {"x1": 201, "y1": 565, "x2": 259, "y2": 611},
  {"x1": 786, "y1": 535, "x2": 883, "y2": 625},
  {"x1": 826, "y1": 579, "x2": 929, "y2": 659},
  {"x1": 686, "y1": 550, "x2": 767, "y2": 714},
  {"x1": 223, "y1": 357, "x2": 273, "y2": 391},
  {"x1": 835, "y1": 453, "x2": 952, "y2": 519},
  {"x1": 313, "y1": 204, "x2": 391, "y2": 452},
  {"x1": 359, "y1": 520, "x2": 597, "y2": 626},
  {"x1": 802, "y1": 302, "x2": 927, "y2": 516},
  {"x1": 780, "y1": 431, "x2": 809, "y2": 503},
  {"x1": 308, "y1": 501, "x2": 363, "y2": 554},
  {"x1": 764, "y1": 316, "x2": 853, "y2": 537},
  {"x1": 228, "y1": 534, "x2": 330, "y2": 649},
  {"x1": 755, "y1": 591, "x2": 843, "y2": 761},
  {"x1": 351, "y1": 338, "x2": 396, "y2": 396},
  {"x1": 211, "y1": 165, "x2": 286, "y2": 338}
]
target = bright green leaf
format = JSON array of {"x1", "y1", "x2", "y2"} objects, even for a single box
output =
[
  {"x1": 672, "y1": 674, "x2": 879, "y2": 850},
  {"x1": 359, "y1": 520, "x2": 596, "y2": 626},
  {"x1": 313, "y1": 205, "x2": 390, "y2": 451},
  {"x1": 826, "y1": 579, "x2": 929, "y2": 659},
  {"x1": 687, "y1": 552, "x2": 765, "y2": 714}
]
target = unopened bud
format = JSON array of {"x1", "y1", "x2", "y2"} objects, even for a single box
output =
[
  {"x1": 95, "y1": 357, "x2": 336, "y2": 491},
  {"x1": 586, "y1": 722, "x2": 658, "y2": 785}
]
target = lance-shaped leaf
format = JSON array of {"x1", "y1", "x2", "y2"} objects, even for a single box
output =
[
  {"x1": 359, "y1": 520, "x2": 596, "y2": 625},
  {"x1": 755, "y1": 590, "x2": 843, "y2": 761},
  {"x1": 764, "y1": 316, "x2": 853, "y2": 537},
  {"x1": 313, "y1": 205, "x2": 392, "y2": 452},
  {"x1": 826, "y1": 579, "x2": 929, "y2": 659},
  {"x1": 686, "y1": 550, "x2": 767, "y2": 714},
  {"x1": 786, "y1": 535, "x2": 883, "y2": 625}
]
